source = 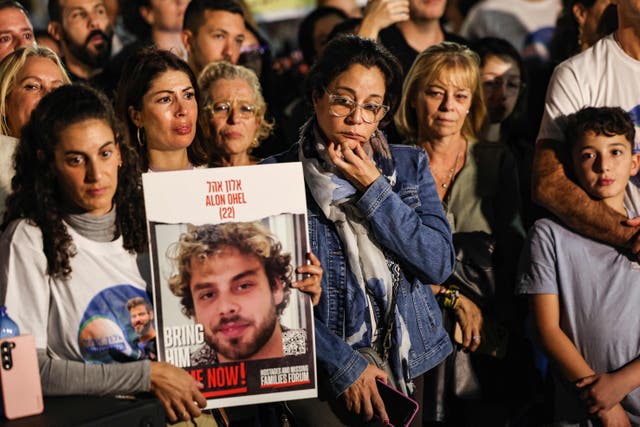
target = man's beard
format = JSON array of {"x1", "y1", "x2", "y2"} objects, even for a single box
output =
[
  {"x1": 63, "y1": 27, "x2": 113, "y2": 70},
  {"x1": 134, "y1": 320, "x2": 152, "y2": 337},
  {"x1": 205, "y1": 310, "x2": 278, "y2": 361}
]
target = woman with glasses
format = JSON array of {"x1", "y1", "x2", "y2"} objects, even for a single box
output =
[
  {"x1": 198, "y1": 61, "x2": 273, "y2": 167},
  {"x1": 116, "y1": 47, "x2": 207, "y2": 172},
  {"x1": 264, "y1": 35, "x2": 454, "y2": 426},
  {"x1": 395, "y1": 41, "x2": 527, "y2": 425}
]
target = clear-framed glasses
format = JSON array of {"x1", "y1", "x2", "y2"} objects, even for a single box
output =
[
  {"x1": 481, "y1": 77, "x2": 524, "y2": 95},
  {"x1": 203, "y1": 101, "x2": 258, "y2": 119},
  {"x1": 327, "y1": 93, "x2": 390, "y2": 124}
]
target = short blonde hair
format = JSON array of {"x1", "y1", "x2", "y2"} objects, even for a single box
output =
[
  {"x1": 198, "y1": 61, "x2": 273, "y2": 151},
  {"x1": 394, "y1": 42, "x2": 486, "y2": 143},
  {"x1": 0, "y1": 45, "x2": 70, "y2": 136}
]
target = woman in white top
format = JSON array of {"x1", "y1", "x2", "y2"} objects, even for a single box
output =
[{"x1": 0, "y1": 84, "x2": 207, "y2": 424}]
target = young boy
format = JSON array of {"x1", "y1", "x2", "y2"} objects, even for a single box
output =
[{"x1": 517, "y1": 106, "x2": 640, "y2": 426}]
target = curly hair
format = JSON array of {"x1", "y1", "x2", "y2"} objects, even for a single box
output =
[
  {"x1": 115, "y1": 47, "x2": 208, "y2": 171},
  {"x1": 198, "y1": 61, "x2": 274, "y2": 155},
  {"x1": 394, "y1": 41, "x2": 486, "y2": 143},
  {"x1": 167, "y1": 222, "x2": 292, "y2": 318},
  {"x1": 565, "y1": 106, "x2": 635, "y2": 150},
  {"x1": 1, "y1": 84, "x2": 147, "y2": 279}
]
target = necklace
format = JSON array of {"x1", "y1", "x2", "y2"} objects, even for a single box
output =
[{"x1": 439, "y1": 147, "x2": 461, "y2": 189}]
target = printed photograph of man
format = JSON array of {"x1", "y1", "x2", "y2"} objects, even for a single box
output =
[
  {"x1": 126, "y1": 297, "x2": 157, "y2": 360},
  {"x1": 168, "y1": 222, "x2": 307, "y2": 365}
]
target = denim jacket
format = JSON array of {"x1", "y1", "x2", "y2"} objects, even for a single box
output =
[{"x1": 263, "y1": 143, "x2": 454, "y2": 397}]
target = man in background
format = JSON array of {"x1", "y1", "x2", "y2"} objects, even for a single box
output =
[
  {"x1": 0, "y1": 0, "x2": 35, "y2": 61},
  {"x1": 182, "y1": 0, "x2": 245, "y2": 75},
  {"x1": 47, "y1": 0, "x2": 114, "y2": 81}
]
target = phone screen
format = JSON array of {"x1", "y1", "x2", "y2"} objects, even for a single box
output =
[{"x1": 375, "y1": 379, "x2": 419, "y2": 427}]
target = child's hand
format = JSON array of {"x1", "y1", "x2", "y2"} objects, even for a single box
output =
[
  {"x1": 577, "y1": 372, "x2": 632, "y2": 414},
  {"x1": 292, "y1": 252, "x2": 323, "y2": 305},
  {"x1": 597, "y1": 403, "x2": 631, "y2": 427}
]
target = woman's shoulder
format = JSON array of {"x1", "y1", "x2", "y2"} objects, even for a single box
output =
[
  {"x1": 1, "y1": 219, "x2": 43, "y2": 250},
  {"x1": 260, "y1": 143, "x2": 299, "y2": 164},
  {"x1": 387, "y1": 144, "x2": 429, "y2": 181},
  {"x1": 388, "y1": 143, "x2": 427, "y2": 162}
]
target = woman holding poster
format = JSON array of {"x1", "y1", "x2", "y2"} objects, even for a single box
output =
[
  {"x1": 264, "y1": 35, "x2": 455, "y2": 425},
  {"x1": 0, "y1": 85, "x2": 207, "y2": 424}
]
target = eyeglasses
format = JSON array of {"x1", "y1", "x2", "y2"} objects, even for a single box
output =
[
  {"x1": 327, "y1": 93, "x2": 390, "y2": 124},
  {"x1": 481, "y1": 77, "x2": 524, "y2": 95},
  {"x1": 203, "y1": 101, "x2": 258, "y2": 119}
]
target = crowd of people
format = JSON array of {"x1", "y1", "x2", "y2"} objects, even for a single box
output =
[{"x1": 1, "y1": 0, "x2": 639, "y2": 425}]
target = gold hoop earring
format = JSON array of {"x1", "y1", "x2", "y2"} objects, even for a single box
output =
[{"x1": 136, "y1": 127, "x2": 145, "y2": 147}]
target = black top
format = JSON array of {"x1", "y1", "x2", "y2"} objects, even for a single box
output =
[{"x1": 379, "y1": 24, "x2": 468, "y2": 77}]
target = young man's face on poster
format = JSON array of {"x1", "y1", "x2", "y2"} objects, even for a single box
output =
[{"x1": 189, "y1": 245, "x2": 284, "y2": 362}]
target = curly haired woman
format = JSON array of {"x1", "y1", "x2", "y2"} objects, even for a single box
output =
[{"x1": 0, "y1": 84, "x2": 207, "y2": 423}]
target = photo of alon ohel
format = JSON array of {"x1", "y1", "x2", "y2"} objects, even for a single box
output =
[{"x1": 142, "y1": 163, "x2": 316, "y2": 408}]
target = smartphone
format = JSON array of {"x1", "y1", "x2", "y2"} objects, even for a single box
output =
[
  {"x1": 375, "y1": 378, "x2": 419, "y2": 427},
  {"x1": 0, "y1": 335, "x2": 44, "y2": 419}
]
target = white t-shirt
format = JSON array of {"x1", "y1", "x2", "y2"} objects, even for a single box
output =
[
  {"x1": 460, "y1": 0, "x2": 561, "y2": 60},
  {"x1": 0, "y1": 219, "x2": 149, "y2": 364},
  {"x1": 517, "y1": 218, "x2": 640, "y2": 424},
  {"x1": 537, "y1": 33, "x2": 640, "y2": 213}
]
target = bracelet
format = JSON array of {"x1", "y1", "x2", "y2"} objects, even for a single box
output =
[{"x1": 439, "y1": 286, "x2": 460, "y2": 310}]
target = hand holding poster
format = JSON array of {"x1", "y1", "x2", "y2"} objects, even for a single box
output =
[{"x1": 142, "y1": 163, "x2": 316, "y2": 409}]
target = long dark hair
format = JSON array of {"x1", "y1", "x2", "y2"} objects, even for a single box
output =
[
  {"x1": 116, "y1": 47, "x2": 207, "y2": 171},
  {"x1": 2, "y1": 84, "x2": 147, "y2": 279}
]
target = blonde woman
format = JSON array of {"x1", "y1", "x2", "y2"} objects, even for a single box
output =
[
  {"x1": 395, "y1": 41, "x2": 527, "y2": 425},
  {"x1": 0, "y1": 45, "x2": 70, "y2": 214},
  {"x1": 198, "y1": 61, "x2": 273, "y2": 166}
]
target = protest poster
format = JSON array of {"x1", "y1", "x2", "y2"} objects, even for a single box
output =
[{"x1": 142, "y1": 163, "x2": 316, "y2": 409}]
